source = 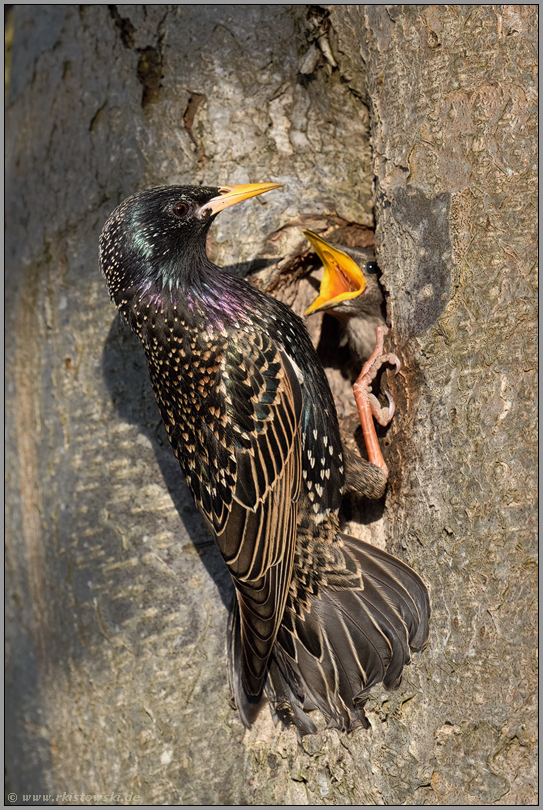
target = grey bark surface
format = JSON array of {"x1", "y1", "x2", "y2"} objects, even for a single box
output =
[{"x1": 5, "y1": 4, "x2": 537, "y2": 806}]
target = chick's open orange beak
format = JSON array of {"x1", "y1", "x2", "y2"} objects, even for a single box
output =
[
  {"x1": 304, "y1": 230, "x2": 367, "y2": 316},
  {"x1": 201, "y1": 183, "x2": 283, "y2": 216}
]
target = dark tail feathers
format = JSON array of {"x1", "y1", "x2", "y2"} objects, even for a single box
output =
[{"x1": 228, "y1": 533, "x2": 430, "y2": 735}]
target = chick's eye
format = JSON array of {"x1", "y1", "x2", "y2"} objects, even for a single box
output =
[
  {"x1": 364, "y1": 261, "x2": 379, "y2": 274},
  {"x1": 173, "y1": 202, "x2": 189, "y2": 218}
]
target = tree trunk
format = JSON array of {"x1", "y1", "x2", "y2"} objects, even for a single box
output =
[{"x1": 6, "y1": 5, "x2": 537, "y2": 805}]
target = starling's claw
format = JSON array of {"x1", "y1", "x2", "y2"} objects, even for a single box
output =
[
  {"x1": 357, "y1": 325, "x2": 401, "y2": 384},
  {"x1": 381, "y1": 390, "x2": 396, "y2": 424},
  {"x1": 356, "y1": 389, "x2": 395, "y2": 428},
  {"x1": 354, "y1": 325, "x2": 401, "y2": 402},
  {"x1": 352, "y1": 325, "x2": 400, "y2": 476}
]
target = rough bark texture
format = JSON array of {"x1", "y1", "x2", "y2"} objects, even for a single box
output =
[{"x1": 6, "y1": 5, "x2": 537, "y2": 805}]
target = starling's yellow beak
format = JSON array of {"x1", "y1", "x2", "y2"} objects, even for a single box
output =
[
  {"x1": 201, "y1": 183, "x2": 283, "y2": 216},
  {"x1": 304, "y1": 230, "x2": 368, "y2": 316}
]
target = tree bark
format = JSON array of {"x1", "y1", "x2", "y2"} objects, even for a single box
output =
[{"x1": 6, "y1": 5, "x2": 537, "y2": 805}]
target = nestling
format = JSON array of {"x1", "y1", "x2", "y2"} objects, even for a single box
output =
[
  {"x1": 304, "y1": 229, "x2": 401, "y2": 478},
  {"x1": 304, "y1": 230, "x2": 386, "y2": 363}
]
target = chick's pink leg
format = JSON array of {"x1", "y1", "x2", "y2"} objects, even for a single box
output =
[{"x1": 352, "y1": 325, "x2": 400, "y2": 477}]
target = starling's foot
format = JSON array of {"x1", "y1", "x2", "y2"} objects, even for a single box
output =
[
  {"x1": 354, "y1": 325, "x2": 401, "y2": 425},
  {"x1": 352, "y1": 325, "x2": 400, "y2": 476}
]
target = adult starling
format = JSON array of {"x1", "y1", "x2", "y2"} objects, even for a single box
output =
[
  {"x1": 304, "y1": 230, "x2": 400, "y2": 477},
  {"x1": 100, "y1": 184, "x2": 430, "y2": 736}
]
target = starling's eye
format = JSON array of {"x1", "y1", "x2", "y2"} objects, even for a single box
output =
[
  {"x1": 364, "y1": 261, "x2": 379, "y2": 274},
  {"x1": 172, "y1": 202, "x2": 189, "y2": 218}
]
